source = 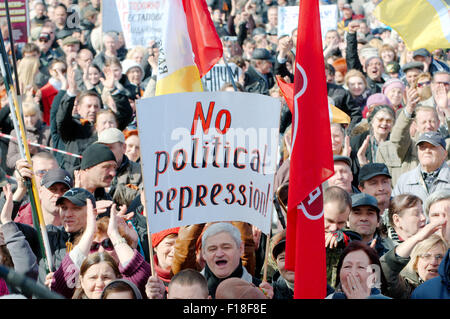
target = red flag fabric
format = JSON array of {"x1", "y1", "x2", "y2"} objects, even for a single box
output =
[
  {"x1": 285, "y1": 0, "x2": 334, "y2": 299},
  {"x1": 276, "y1": 76, "x2": 294, "y2": 114},
  {"x1": 182, "y1": 0, "x2": 223, "y2": 77}
]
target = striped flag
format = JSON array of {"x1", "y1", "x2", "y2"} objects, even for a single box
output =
[
  {"x1": 374, "y1": 0, "x2": 450, "y2": 51},
  {"x1": 155, "y1": 0, "x2": 222, "y2": 95}
]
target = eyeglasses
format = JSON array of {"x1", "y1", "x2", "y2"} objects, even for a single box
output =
[
  {"x1": 417, "y1": 81, "x2": 431, "y2": 87},
  {"x1": 90, "y1": 238, "x2": 114, "y2": 253},
  {"x1": 419, "y1": 253, "x2": 444, "y2": 261}
]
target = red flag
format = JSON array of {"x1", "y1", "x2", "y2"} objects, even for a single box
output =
[
  {"x1": 285, "y1": 0, "x2": 334, "y2": 299},
  {"x1": 182, "y1": 0, "x2": 223, "y2": 77},
  {"x1": 276, "y1": 76, "x2": 294, "y2": 114}
]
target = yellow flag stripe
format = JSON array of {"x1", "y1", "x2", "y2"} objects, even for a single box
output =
[
  {"x1": 374, "y1": 0, "x2": 450, "y2": 51},
  {"x1": 155, "y1": 65, "x2": 203, "y2": 96}
]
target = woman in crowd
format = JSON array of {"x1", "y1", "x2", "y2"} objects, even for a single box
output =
[
  {"x1": 379, "y1": 44, "x2": 397, "y2": 69},
  {"x1": 124, "y1": 129, "x2": 140, "y2": 163},
  {"x1": 382, "y1": 78, "x2": 406, "y2": 114},
  {"x1": 350, "y1": 104, "x2": 395, "y2": 178},
  {"x1": 6, "y1": 101, "x2": 51, "y2": 172},
  {"x1": 330, "y1": 122, "x2": 350, "y2": 156},
  {"x1": 326, "y1": 240, "x2": 390, "y2": 299},
  {"x1": 46, "y1": 199, "x2": 151, "y2": 298},
  {"x1": 151, "y1": 228, "x2": 180, "y2": 287},
  {"x1": 81, "y1": 64, "x2": 104, "y2": 95},
  {"x1": 381, "y1": 219, "x2": 447, "y2": 299},
  {"x1": 343, "y1": 69, "x2": 370, "y2": 113},
  {"x1": 414, "y1": 72, "x2": 433, "y2": 106},
  {"x1": 386, "y1": 194, "x2": 426, "y2": 245},
  {"x1": 17, "y1": 56, "x2": 41, "y2": 104}
]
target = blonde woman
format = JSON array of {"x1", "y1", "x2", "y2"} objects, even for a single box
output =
[
  {"x1": 381, "y1": 222, "x2": 447, "y2": 299},
  {"x1": 17, "y1": 56, "x2": 41, "y2": 103},
  {"x1": 6, "y1": 101, "x2": 50, "y2": 171}
]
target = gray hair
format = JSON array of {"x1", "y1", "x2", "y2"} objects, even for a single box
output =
[
  {"x1": 201, "y1": 223, "x2": 242, "y2": 251},
  {"x1": 103, "y1": 31, "x2": 118, "y2": 44},
  {"x1": 424, "y1": 189, "x2": 450, "y2": 218}
]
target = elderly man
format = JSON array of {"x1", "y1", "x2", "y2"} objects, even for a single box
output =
[
  {"x1": 96, "y1": 128, "x2": 142, "y2": 207},
  {"x1": 326, "y1": 155, "x2": 359, "y2": 194},
  {"x1": 348, "y1": 192, "x2": 395, "y2": 257},
  {"x1": 425, "y1": 190, "x2": 450, "y2": 244},
  {"x1": 200, "y1": 222, "x2": 272, "y2": 298},
  {"x1": 243, "y1": 48, "x2": 275, "y2": 95},
  {"x1": 392, "y1": 132, "x2": 450, "y2": 203},
  {"x1": 358, "y1": 163, "x2": 392, "y2": 215},
  {"x1": 376, "y1": 93, "x2": 450, "y2": 185}
]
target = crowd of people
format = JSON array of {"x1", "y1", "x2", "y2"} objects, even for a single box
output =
[{"x1": 0, "y1": 0, "x2": 448, "y2": 300}]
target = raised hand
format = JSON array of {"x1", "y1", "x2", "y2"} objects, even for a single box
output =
[{"x1": 357, "y1": 135, "x2": 371, "y2": 166}]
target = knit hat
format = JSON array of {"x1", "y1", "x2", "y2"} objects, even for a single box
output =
[
  {"x1": 382, "y1": 78, "x2": 405, "y2": 96},
  {"x1": 151, "y1": 227, "x2": 180, "y2": 248},
  {"x1": 366, "y1": 93, "x2": 392, "y2": 109},
  {"x1": 215, "y1": 278, "x2": 267, "y2": 299},
  {"x1": 80, "y1": 143, "x2": 116, "y2": 170}
]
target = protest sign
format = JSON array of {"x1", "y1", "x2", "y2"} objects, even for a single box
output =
[
  {"x1": 278, "y1": 5, "x2": 338, "y2": 41},
  {"x1": 115, "y1": 0, "x2": 164, "y2": 48},
  {"x1": 136, "y1": 92, "x2": 280, "y2": 235},
  {"x1": 202, "y1": 63, "x2": 242, "y2": 92},
  {"x1": 0, "y1": 0, "x2": 28, "y2": 43}
]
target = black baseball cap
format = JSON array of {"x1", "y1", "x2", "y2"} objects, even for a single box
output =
[
  {"x1": 415, "y1": 131, "x2": 446, "y2": 150},
  {"x1": 351, "y1": 193, "x2": 380, "y2": 213},
  {"x1": 333, "y1": 155, "x2": 352, "y2": 167},
  {"x1": 56, "y1": 188, "x2": 96, "y2": 208},
  {"x1": 41, "y1": 168, "x2": 73, "y2": 189},
  {"x1": 358, "y1": 163, "x2": 391, "y2": 184}
]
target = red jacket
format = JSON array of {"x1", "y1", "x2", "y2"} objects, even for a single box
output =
[{"x1": 40, "y1": 82, "x2": 58, "y2": 126}]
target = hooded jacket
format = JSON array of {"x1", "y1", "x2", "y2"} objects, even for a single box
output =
[{"x1": 411, "y1": 248, "x2": 450, "y2": 299}]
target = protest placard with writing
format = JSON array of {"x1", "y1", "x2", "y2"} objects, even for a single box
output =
[{"x1": 136, "y1": 92, "x2": 280, "y2": 235}]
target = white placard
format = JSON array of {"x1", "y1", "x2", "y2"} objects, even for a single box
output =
[
  {"x1": 114, "y1": 0, "x2": 164, "y2": 48},
  {"x1": 278, "y1": 5, "x2": 338, "y2": 41},
  {"x1": 136, "y1": 92, "x2": 280, "y2": 235}
]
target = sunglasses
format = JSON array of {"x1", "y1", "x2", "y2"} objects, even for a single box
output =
[
  {"x1": 90, "y1": 238, "x2": 114, "y2": 253},
  {"x1": 417, "y1": 81, "x2": 431, "y2": 88}
]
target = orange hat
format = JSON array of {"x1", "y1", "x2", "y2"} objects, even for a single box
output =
[
  {"x1": 151, "y1": 227, "x2": 180, "y2": 248},
  {"x1": 332, "y1": 58, "x2": 347, "y2": 75}
]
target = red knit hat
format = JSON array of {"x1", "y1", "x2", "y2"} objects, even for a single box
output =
[{"x1": 151, "y1": 227, "x2": 180, "y2": 248}]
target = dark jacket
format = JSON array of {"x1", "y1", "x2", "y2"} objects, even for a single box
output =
[
  {"x1": 243, "y1": 65, "x2": 275, "y2": 96},
  {"x1": 345, "y1": 32, "x2": 384, "y2": 95},
  {"x1": 55, "y1": 91, "x2": 132, "y2": 173},
  {"x1": 411, "y1": 248, "x2": 450, "y2": 299},
  {"x1": 272, "y1": 271, "x2": 293, "y2": 299},
  {"x1": 327, "y1": 82, "x2": 362, "y2": 131}
]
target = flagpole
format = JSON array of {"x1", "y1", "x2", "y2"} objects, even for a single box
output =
[
  {"x1": 4, "y1": 0, "x2": 21, "y2": 95},
  {"x1": 0, "y1": 20, "x2": 54, "y2": 274}
]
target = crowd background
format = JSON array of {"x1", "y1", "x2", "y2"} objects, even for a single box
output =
[{"x1": 0, "y1": 0, "x2": 448, "y2": 300}]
